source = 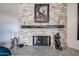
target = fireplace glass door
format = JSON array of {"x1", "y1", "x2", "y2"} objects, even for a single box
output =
[{"x1": 33, "y1": 36, "x2": 51, "y2": 46}]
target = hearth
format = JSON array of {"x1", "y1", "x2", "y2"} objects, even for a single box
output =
[{"x1": 33, "y1": 36, "x2": 51, "y2": 46}]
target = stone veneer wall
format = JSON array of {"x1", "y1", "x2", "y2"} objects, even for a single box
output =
[{"x1": 17, "y1": 3, "x2": 67, "y2": 48}]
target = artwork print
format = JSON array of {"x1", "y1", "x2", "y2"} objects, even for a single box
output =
[{"x1": 34, "y1": 4, "x2": 49, "y2": 23}]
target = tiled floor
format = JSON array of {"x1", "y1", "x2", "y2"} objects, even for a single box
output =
[{"x1": 12, "y1": 46, "x2": 79, "y2": 56}]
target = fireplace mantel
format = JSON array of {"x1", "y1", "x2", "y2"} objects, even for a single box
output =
[{"x1": 21, "y1": 25, "x2": 64, "y2": 28}]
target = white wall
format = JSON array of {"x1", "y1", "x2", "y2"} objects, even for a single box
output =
[
  {"x1": 67, "y1": 3, "x2": 79, "y2": 50},
  {"x1": 0, "y1": 4, "x2": 19, "y2": 42}
]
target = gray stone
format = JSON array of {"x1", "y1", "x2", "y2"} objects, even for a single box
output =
[{"x1": 12, "y1": 46, "x2": 79, "y2": 56}]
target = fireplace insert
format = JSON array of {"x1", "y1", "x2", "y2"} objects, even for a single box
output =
[{"x1": 33, "y1": 36, "x2": 51, "y2": 46}]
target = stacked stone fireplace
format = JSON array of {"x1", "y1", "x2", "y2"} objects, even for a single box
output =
[
  {"x1": 19, "y1": 28, "x2": 59, "y2": 47},
  {"x1": 17, "y1": 3, "x2": 67, "y2": 48}
]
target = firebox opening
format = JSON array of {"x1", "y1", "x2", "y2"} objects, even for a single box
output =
[{"x1": 33, "y1": 36, "x2": 51, "y2": 46}]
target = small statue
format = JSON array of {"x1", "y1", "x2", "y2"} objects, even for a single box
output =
[
  {"x1": 54, "y1": 32, "x2": 63, "y2": 51},
  {"x1": 10, "y1": 37, "x2": 19, "y2": 49}
]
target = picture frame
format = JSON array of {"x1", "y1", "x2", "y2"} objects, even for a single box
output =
[{"x1": 34, "y1": 4, "x2": 49, "y2": 23}]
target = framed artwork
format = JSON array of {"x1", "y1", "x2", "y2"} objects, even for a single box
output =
[
  {"x1": 77, "y1": 3, "x2": 79, "y2": 40},
  {"x1": 34, "y1": 4, "x2": 49, "y2": 23}
]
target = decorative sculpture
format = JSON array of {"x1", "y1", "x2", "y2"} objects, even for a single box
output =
[{"x1": 54, "y1": 32, "x2": 63, "y2": 51}]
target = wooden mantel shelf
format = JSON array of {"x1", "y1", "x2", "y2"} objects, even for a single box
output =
[{"x1": 21, "y1": 25, "x2": 64, "y2": 28}]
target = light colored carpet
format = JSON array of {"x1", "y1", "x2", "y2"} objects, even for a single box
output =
[{"x1": 12, "y1": 46, "x2": 79, "y2": 56}]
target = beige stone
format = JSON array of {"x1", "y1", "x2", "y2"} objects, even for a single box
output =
[{"x1": 17, "y1": 3, "x2": 67, "y2": 47}]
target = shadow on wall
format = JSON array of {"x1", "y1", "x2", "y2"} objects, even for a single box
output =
[{"x1": 0, "y1": 3, "x2": 17, "y2": 16}]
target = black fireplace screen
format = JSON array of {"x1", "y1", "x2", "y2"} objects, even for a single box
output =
[{"x1": 33, "y1": 36, "x2": 51, "y2": 46}]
